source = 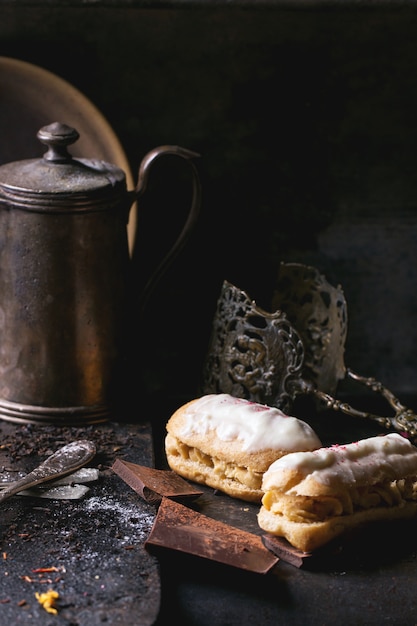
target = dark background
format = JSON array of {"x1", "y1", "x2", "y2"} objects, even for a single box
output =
[
  {"x1": 2, "y1": 1, "x2": 417, "y2": 413},
  {"x1": 3, "y1": 7, "x2": 417, "y2": 625}
]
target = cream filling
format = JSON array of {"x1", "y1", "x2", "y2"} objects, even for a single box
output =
[
  {"x1": 262, "y1": 478, "x2": 417, "y2": 523},
  {"x1": 169, "y1": 437, "x2": 263, "y2": 491}
]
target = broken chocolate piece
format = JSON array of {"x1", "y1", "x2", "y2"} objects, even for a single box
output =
[
  {"x1": 112, "y1": 459, "x2": 203, "y2": 505},
  {"x1": 145, "y1": 497, "x2": 279, "y2": 574},
  {"x1": 262, "y1": 534, "x2": 312, "y2": 568}
]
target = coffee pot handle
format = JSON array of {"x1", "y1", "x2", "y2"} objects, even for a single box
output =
[{"x1": 133, "y1": 145, "x2": 201, "y2": 314}]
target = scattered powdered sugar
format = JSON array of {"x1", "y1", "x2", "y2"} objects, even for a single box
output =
[{"x1": 82, "y1": 494, "x2": 155, "y2": 543}]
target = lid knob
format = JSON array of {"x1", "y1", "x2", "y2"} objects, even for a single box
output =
[{"x1": 37, "y1": 122, "x2": 80, "y2": 163}]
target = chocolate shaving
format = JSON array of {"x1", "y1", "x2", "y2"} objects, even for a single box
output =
[
  {"x1": 262, "y1": 534, "x2": 313, "y2": 568},
  {"x1": 112, "y1": 459, "x2": 203, "y2": 505},
  {"x1": 145, "y1": 497, "x2": 279, "y2": 574}
]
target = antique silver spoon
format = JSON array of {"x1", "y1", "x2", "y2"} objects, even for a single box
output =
[{"x1": 0, "y1": 439, "x2": 96, "y2": 504}]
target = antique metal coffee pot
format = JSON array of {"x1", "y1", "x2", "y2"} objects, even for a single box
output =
[{"x1": 0, "y1": 122, "x2": 201, "y2": 424}]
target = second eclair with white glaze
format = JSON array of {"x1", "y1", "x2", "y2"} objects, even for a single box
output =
[{"x1": 258, "y1": 433, "x2": 417, "y2": 551}]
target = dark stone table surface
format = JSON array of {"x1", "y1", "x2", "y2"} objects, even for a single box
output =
[
  {"x1": 0, "y1": 419, "x2": 160, "y2": 625},
  {"x1": 2, "y1": 394, "x2": 417, "y2": 626}
]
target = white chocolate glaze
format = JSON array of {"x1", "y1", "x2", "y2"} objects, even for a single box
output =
[
  {"x1": 180, "y1": 393, "x2": 322, "y2": 453},
  {"x1": 262, "y1": 433, "x2": 417, "y2": 491}
]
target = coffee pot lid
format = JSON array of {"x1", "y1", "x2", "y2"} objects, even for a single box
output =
[{"x1": 0, "y1": 122, "x2": 126, "y2": 211}]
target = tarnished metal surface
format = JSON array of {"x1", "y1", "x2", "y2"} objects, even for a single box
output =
[
  {"x1": 202, "y1": 268, "x2": 417, "y2": 439},
  {"x1": 0, "y1": 123, "x2": 200, "y2": 424},
  {"x1": 0, "y1": 440, "x2": 96, "y2": 504},
  {"x1": 272, "y1": 262, "x2": 348, "y2": 397},
  {"x1": 201, "y1": 279, "x2": 304, "y2": 411}
]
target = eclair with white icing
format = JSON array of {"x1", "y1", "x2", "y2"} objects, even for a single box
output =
[
  {"x1": 164, "y1": 393, "x2": 322, "y2": 503},
  {"x1": 258, "y1": 433, "x2": 417, "y2": 551}
]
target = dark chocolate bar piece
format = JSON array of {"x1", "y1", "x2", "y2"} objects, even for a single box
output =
[
  {"x1": 112, "y1": 459, "x2": 203, "y2": 504},
  {"x1": 145, "y1": 497, "x2": 279, "y2": 574},
  {"x1": 262, "y1": 534, "x2": 312, "y2": 568}
]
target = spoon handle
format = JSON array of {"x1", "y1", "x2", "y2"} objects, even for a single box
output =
[{"x1": 0, "y1": 440, "x2": 96, "y2": 504}]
